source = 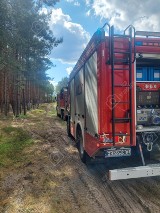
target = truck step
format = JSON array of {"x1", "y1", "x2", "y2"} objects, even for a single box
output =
[
  {"x1": 114, "y1": 51, "x2": 130, "y2": 54},
  {"x1": 114, "y1": 133, "x2": 130, "y2": 136},
  {"x1": 114, "y1": 101, "x2": 130, "y2": 104},
  {"x1": 113, "y1": 68, "x2": 129, "y2": 70},
  {"x1": 113, "y1": 118, "x2": 131, "y2": 123},
  {"x1": 114, "y1": 84, "x2": 130, "y2": 87},
  {"x1": 114, "y1": 118, "x2": 131, "y2": 120},
  {"x1": 114, "y1": 59, "x2": 129, "y2": 64}
]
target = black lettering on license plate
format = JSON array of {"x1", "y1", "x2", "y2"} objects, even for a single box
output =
[{"x1": 105, "y1": 149, "x2": 131, "y2": 158}]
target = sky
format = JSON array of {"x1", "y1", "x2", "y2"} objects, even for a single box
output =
[{"x1": 47, "y1": 0, "x2": 160, "y2": 86}]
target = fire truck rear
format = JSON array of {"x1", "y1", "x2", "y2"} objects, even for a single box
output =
[
  {"x1": 67, "y1": 24, "x2": 160, "y2": 180},
  {"x1": 56, "y1": 87, "x2": 68, "y2": 120}
]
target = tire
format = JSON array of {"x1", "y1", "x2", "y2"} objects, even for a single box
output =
[
  {"x1": 61, "y1": 110, "x2": 64, "y2": 120},
  {"x1": 76, "y1": 127, "x2": 91, "y2": 164},
  {"x1": 56, "y1": 107, "x2": 61, "y2": 117},
  {"x1": 78, "y1": 135, "x2": 86, "y2": 163},
  {"x1": 67, "y1": 116, "x2": 71, "y2": 137},
  {"x1": 56, "y1": 106, "x2": 59, "y2": 117},
  {"x1": 63, "y1": 114, "x2": 67, "y2": 121}
]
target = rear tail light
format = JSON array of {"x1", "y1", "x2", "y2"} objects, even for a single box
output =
[
  {"x1": 99, "y1": 134, "x2": 112, "y2": 143},
  {"x1": 99, "y1": 134, "x2": 127, "y2": 143}
]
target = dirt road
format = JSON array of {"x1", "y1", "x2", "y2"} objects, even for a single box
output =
[{"x1": 1, "y1": 104, "x2": 160, "y2": 213}]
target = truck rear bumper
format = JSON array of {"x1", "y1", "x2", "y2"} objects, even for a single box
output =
[{"x1": 109, "y1": 164, "x2": 160, "y2": 180}]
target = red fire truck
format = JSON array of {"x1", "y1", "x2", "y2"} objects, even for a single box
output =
[
  {"x1": 56, "y1": 87, "x2": 68, "y2": 120},
  {"x1": 67, "y1": 24, "x2": 160, "y2": 180}
]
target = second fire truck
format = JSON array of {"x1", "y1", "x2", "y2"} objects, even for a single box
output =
[{"x1": 56, "y1": 87, "x2": 68, "y2": 120}]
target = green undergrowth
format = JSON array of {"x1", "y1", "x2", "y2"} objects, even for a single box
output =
[
  {"x1": 30, "y1": 109, "x2": 46, "y2": 115},
  {"x1": 30, "y1": 103, "x2": 57, "y2": 117},
  {"x1": 17, "y1": 114, "x2": 29, "y2": 119},
  {"x1": 48, "y1": 108, "x2": 57, "y2": 116},
  {"x1": 0, "y1": 126, "x2": 33, "y2": 168},
  {"x1": 0, "y1": 103, "x2": 58, "y2": 168}
]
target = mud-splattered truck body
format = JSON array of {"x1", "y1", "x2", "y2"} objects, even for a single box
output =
[{"x1": 67, "y1": 24, "x2": 160, "y2": 180}]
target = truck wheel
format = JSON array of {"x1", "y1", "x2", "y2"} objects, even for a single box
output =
[
  {"x1": 76, "y1": 127, "x2": 91, "y2": 164},
  {"x1": 56, "y1": 106, "x2": 59, "y2": 117},
  {"x1": 64, "y1": 115, "x2": 67, "y2": 121},
  {"x1": 67, "y1": 116, "x2": 71, "y2": 137},
  {"x1": 76, "y1": 128, "x2": 86, "y2": 163},
  {"x1": 77, "y1": 132, "x2": 86, "y2": 163}
]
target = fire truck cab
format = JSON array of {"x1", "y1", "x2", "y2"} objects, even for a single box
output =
[{"x1": 67, "y1": 24, "x2": 160, "y2": 180}]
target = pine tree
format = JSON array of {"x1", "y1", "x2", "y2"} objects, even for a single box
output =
[{"x1": 0, "y1": 0, "x2": 62, "y2": 116}]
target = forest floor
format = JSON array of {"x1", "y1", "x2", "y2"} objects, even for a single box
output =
[{"x1": 1, "y1": 104, "x2": 160, "y2": 213}]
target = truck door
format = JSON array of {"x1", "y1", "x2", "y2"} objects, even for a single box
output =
[
  {"x1": 85, "y1": 52, "x2": 98, "y2": 135},
  {"x1": 70, "y1": 79, "x2": 75, "y2": 136},
  {"x1": 75, "y1": 68, "x2": 85, "y2": 138}
]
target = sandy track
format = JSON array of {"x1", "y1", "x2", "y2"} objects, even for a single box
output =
[{"x1": 1, "y1": 107, "x2": 160, "y2": 212}]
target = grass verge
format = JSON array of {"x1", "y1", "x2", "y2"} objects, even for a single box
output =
[{"x1": 0, "y1": 126, "x2": 33, "y2": 168}]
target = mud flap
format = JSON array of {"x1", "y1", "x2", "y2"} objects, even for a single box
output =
[{"x1": 109, "y1": 164, "x2": 160, "y2": 180}]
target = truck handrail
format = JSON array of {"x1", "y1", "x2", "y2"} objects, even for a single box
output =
[
  {"x1": 124, "y1": 25, "x2": 136, "y2": 63},
  {"x1": 102, "y1": 22, "x2": 111, "y2": 64},
  {"x1": 135, "y1": 31, "x2": 160, "y2": 37}
]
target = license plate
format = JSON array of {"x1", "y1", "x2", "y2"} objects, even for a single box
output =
[{"x1": 105, "y1": 148, "x2": 131, "y2": 158}]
